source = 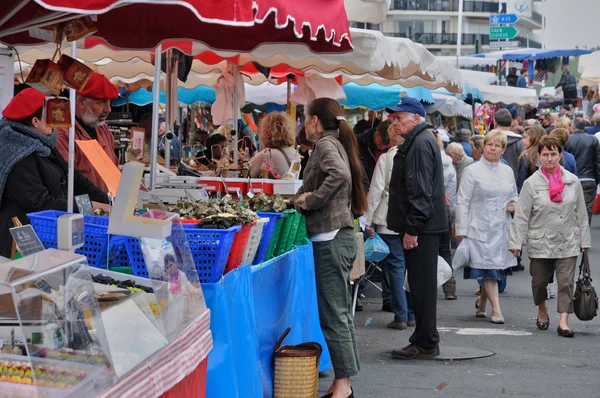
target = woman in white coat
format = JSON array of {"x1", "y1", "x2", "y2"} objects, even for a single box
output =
[
  {"x1": 509, "y1": 136, "x2": 591, "y2": 337},
  {"x1": 365, "y1": 121, "x2": 413, "y2": 330},
  {"x1": 455, "y1": 130, "x2": 518, "y2": 324}
]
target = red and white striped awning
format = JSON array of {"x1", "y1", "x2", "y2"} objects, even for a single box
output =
[{"x1": 0, "y1": 0, "x2": 353, "y2": 53}]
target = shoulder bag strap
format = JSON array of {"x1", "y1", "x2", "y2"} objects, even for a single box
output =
[
  {"x1": 274, "y1": 147, "x2": 292, "y2": 167},
  {"x1": 583, "y1": 250, "x2": 592, "y2": 279}
]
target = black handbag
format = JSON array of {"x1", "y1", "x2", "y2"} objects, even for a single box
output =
[{"x1": 573, "y1": 251, "x2": 598, "y2": 321}]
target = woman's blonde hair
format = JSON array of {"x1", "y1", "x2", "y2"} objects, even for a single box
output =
[
  {"x1": 258, "y1": 112, "x2": 295, "y2": 149},
  {"x1": 484, "y1": 129, "x2": 507, "y2": 149},
  {"x1": 555, "y1": 117, "x2": 570, "y2": 129}
]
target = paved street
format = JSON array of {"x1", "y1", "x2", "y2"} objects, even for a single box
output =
[{"x1": 320, "y1": 218, "x2": 600, "y2": 397}]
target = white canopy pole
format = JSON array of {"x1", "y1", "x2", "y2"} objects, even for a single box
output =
[
  {"x1": 232, "y1": 63, "x2": 239, "y2": 168},
  {"x1": 165, "y1": 49, "x2": 172, "y2": 168},
  {"x1": 149, "y1": 43, "x2": 162, "y2": 191},
  {"x1": 67, "y1": 41, "x2": 76, "y2": 212}
]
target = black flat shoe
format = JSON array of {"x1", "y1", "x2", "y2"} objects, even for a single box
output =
[
  {"x1": 321, "y1": 387, "x2": 353, "y2": 398},
  {"x1": 557, "y1": 327, "x2": 575, "y2": 338},
  {"x1": 536, "y1": 314, "x2": 549, "y2": 330}
]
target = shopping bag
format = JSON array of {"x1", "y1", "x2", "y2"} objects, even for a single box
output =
[
  {"x1": 405, "y1": 256, "x2": 452, "y2": 292},
  {"x1": 364, "y1": 233, "x2": 390, "y2": 262},
  {"x1": 574, "y1": 251, "x2": 598, "y2": 321},
  {"x1": 437, "y1": 256, "x2": 452, "y2": 287},
  {"x1": 452, "y1": 239, "x2": 470, "y2": 271}
]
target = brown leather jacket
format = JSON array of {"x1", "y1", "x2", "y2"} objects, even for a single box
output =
[{"x1": 296, "y1": 130, "x2": 354, "y2": 236}]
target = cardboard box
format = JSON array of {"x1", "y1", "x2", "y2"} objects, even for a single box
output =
[
  {"x1": 25, "y1": 59, "x2": 64, "y2": 95},
  {"x1": 58, "y1": 54, "x2": 93, "y2": 91}
]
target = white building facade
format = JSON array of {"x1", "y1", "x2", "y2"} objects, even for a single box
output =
[{"x1": 365, "y1": 0, "x2": 544, "y2": 56}]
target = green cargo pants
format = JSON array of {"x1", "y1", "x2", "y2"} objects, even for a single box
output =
[{"x1": 312, "y1": 227, "x2": 360, "y2": 379}]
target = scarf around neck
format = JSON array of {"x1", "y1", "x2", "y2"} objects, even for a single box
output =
[
  {"x1": 541, "y1": 166, "x2": 564, "y2": 203},
  {"x1": 0, "y1": 119, "x2": 58, "y2": 204}
]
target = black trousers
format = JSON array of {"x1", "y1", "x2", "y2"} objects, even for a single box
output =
[{"x1": 406, "y1": 233, "x2": 441, "y2": 350}]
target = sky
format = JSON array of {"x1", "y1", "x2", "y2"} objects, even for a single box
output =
[{"x1": 544, "y1": 0, "x2": 599, "y2": 49}]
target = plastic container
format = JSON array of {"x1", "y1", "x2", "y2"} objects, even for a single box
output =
[
  {"x1": 294, "y1": 213, "x2": 308, "y2": 246},
  {"x1": 254, "y1": 212, "x2": 285, "y2": 264},
  {"x1": 264, "y1": 211, "x2": 289, "y2": 260},
  {"x1": 27, "y1": 211, "x2": 110, "y2": 269},
  {"x1": 275, "y1": 209, "x2": 302, "y2": 256},
  {"x1": 27, "y1": 210, "x2": 70, "y2": 249},
  {"x1": 241, "y1": 218, "x2": 269, "y2": 266},
  {"x1": 126, "y1": 224, "x2": 241, "y2": 283},
  {"x1": 224, "y1": 223, "x2": 253, "y2": 273}
]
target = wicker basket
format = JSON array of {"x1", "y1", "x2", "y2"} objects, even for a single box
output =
[{"x1": 273, "y1": 327, "x2": 322, "y2": 398}]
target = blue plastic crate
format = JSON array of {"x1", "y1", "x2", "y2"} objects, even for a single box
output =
[
  {"x1": 27, "y1": 210, "x2": 70, "y2": 249},
  {"x1": 254, "y1": 212, "x2": 285, "y2": 264},
  {"x1": 27, "y1": 211, "x2": 111, "y2": 269},
  {"x1": 125, "y1": 223, "x2": 241, "y2": 283}
]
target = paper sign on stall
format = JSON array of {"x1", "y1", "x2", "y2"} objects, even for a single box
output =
[{"x1": 76, "y1": 139, "x2": 121, "y2": 198}]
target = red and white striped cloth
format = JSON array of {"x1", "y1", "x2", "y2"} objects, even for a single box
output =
[{"x1": 98, "y1": 309, "x2": 212, "y2": 398}]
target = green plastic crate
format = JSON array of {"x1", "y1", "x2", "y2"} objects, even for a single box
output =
[
  {"x1": 264, "y1": 212, "x2": 288, "y2": 260},
  {"x1": 276, "y1": 209, "x2": 302, "y2": 256},
  {"x1": 294, "y1": 214, "x2": 308, "y2": 246}
]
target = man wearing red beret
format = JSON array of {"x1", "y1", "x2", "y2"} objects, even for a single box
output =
[{"x1": 56, "y1": 72, "x2": 119, "y2": 194}]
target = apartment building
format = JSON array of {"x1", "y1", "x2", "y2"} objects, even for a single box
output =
[{"x1": 362, "y1": 0, "x2": 544, "y2": 56}]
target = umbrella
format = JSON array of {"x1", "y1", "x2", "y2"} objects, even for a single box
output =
[{"x1": 425, "y1": 94, "x2": 473, "y2": 120}]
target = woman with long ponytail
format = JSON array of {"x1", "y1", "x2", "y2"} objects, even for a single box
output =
[{"x1": 296, "y1": 98, "x2": 366, "y2": 398}]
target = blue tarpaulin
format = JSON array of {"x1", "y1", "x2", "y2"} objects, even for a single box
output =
[
  {"x1": 203, "y1": 243, "x2": 330, "y2": 398},
  {"x1": 112, "y1": 83, "x2": 436, "y2": 110},
  {"x1": 473, "y1": 48, "x2": 593, "y2": 61}
]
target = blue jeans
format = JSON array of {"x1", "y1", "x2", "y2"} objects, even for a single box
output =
[{"x1": 379, "y1": 234, "x2": 412, "y2": 322}]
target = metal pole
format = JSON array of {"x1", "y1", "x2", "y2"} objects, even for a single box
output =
[
  {"x1": 150, "y1": 44, "x2": 162, "y2": 190},
  {"x1": 165, "y1": 49, "x2": 172, "y2": 169},
  {"x1": 67, "y1": 41, "x2": 76, "y2": 212},
  {"x1": 456, "y1": 0, "x2": 464, "y2": 68},
  {"x1": 232, "y1": 63, "x2": 239, "y2": 168}
]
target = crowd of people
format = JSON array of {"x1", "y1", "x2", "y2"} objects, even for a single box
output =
[{"x1": 301, "y1": 96, "x2": 596, "y2": 397}]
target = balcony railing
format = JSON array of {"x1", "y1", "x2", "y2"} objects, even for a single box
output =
[
  {"x1": 391, "y1": 1, "x2": 543, "y2": 26},
  {"x1": 383, "y1": 32, "x2": 542, "y2": 48},
  {"x1": 391, "y1": 0, "x2": 505, "y2": 13}
]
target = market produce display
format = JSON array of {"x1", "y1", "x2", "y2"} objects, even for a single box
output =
[
  {"x1": 44, "y1": 349, "x2": 109, "y2": 368},
  {"x1": 0, "y1": 360, "x2": 87, "y2": 389},
  {"x1": 247, "y1": 193, "x2": 291, "y2": 213},
  {"x1": 169, "y1": 195, "x2": 259, "y2": 227}
]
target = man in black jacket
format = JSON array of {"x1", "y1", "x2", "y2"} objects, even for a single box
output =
[
  {"x1": 386, "y1": 97, "x2": 448, "y2": 360},
  {"x1": 565, "y1": 117, "x2": 600, "y2": 224},
  {"x1": 357, "y1": 121, "x2": 390, "y2": 181}
]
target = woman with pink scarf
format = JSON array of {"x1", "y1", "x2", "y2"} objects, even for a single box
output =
[{"x1": 509, "y1": 136, "x2": 591, "y2": 338}]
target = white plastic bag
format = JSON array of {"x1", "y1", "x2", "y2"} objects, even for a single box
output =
[
  {"x1": 452, "y1": 239, "x2": 470, "y2": 271},
  {"x1": 437, "y1": 256, "x2": 452, "y2": 287},
  {"x1": 405, "y1": 256, "x2": 453, "y2": 292}
]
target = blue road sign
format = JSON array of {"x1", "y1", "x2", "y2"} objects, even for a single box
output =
[{"x1": 489, "y1": 14, "x2": 519, "y2": 25}]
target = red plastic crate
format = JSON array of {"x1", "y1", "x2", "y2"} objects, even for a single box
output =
[{"x1": 224, "y1": 222, "x2": 253, "y2": 273}]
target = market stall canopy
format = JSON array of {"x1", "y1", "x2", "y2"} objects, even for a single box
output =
[
  {"x1": 473, "y1": 48, "x2": 593, "y2": 62},
  {"x1": 425, "y1": 94, "x2": 473, "y2": 120},
  {"x1": 578, "y1": 51, "x2": 600, "y2": 88},
  {"x1": 433, "y1": 70, "x2": 496, "y2": 103},
  {"x1": 478, "y1": 85, "x2": 538, "y2": 108},
  {"x1": 436, "y1": 56, "x2": 498, "y2": 67},
  {"x1": 13, "y1": 28, "x2": 463, "y2": 92},
  {"x1": 344, "y1": 0, "x2": 391, "y2": 24},
  {"x1": 0, "y1": 0, "x2": 353, "y2": 53},
  {"x1": 112, "y1": 81, "x2": 435, "y2": 109}
]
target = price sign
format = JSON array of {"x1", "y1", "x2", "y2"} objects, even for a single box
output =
[
  {"x1": 75, "y1": 194, "x2": 93, "y2": 215},
  {"x1": 9, "y1": 225, "x2": 45, "y2": 257}
]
